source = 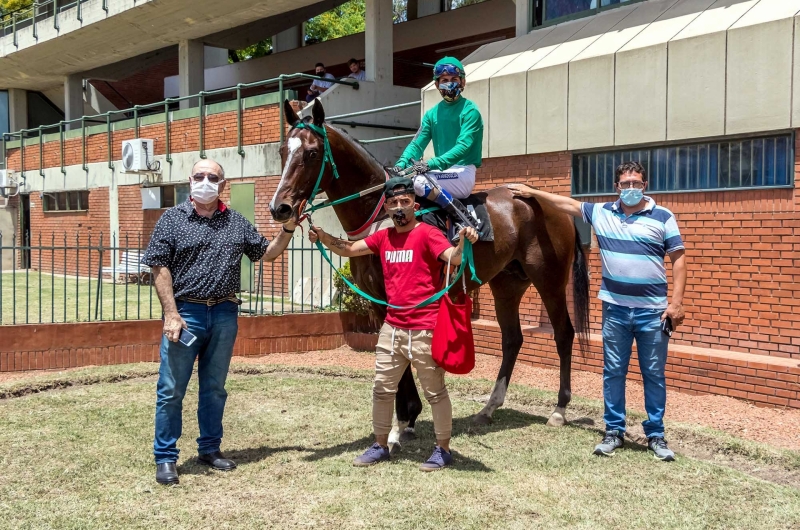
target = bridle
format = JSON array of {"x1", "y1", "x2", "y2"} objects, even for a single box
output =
[{"x1": 290, "y1": 121, "x2": 388, "y2": 238}]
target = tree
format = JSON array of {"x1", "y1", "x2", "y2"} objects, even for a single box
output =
[
  {"x1": 230, "y1": 38, "x2": 272, "y2": 63},
  {"x1": 305, "y1": 0, "x2": 366, "y2": 44},
  {"x1": 0, "y1": 0, "x2": 33, "y2": 20}
]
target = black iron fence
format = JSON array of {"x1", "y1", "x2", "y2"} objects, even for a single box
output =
[{"x1": 0, "y1": 232, "x2": 345, "y2": 325}]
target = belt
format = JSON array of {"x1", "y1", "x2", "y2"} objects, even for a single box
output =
[{"x1": 177, "y1": 295, "x2": 242, "y2": 306}]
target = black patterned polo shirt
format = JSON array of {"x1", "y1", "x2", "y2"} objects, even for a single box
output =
[{"x1": 142, "y1": 198, "x2": 269, "y2": 299}]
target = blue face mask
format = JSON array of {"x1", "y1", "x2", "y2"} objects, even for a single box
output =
[{"x1": 620, "y1": 188, "x2": 643, "y2": 207}]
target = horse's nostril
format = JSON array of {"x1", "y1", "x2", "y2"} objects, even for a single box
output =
[{"x1": 274, "y1": 204, "x2": 293, "y2": 220}]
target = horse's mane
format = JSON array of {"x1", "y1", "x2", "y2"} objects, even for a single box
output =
[{"x1": 294, "y1": 115, "x2": 401, "y2": 177}]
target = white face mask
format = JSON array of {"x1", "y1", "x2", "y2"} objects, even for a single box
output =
[{"x1": 191, "y1": 178, "x2": 221, "y2": 204}]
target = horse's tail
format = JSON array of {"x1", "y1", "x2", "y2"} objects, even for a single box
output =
[{"x1": 572, "y1": 225, "x2": 591, "y2": 352}]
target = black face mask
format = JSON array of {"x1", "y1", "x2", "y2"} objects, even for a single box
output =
[{"x1": 388, "y1": 205, "x2": 414, "y2": 227}]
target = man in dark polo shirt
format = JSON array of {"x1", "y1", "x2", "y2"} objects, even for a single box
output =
[{"x1": 143, "y1": 159, "x2": 296, "y2": 485}]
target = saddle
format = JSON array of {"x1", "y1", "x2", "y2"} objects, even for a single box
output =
[
  {"x1": 417, "y1": 193, "x2": 494, "y2": 242},
  {"x1": 351, "y1": 192, "x2": 494, "y2": 242}
]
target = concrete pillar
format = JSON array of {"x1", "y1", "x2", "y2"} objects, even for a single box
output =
[
  {"x1": 8, "y1": 89, "x2": 27, "y2": 132},
  {"x1": 516, "y1": 0, "x2": 532, "y2": 37},
  {"x1": 64, "y1": 75, "x2": 84, "y2": 131},
  {"x1": 417, "y1": 0, "x2": 441, "y2": 18},
  {"x1": 178, "y1": 39, "x2": 204, "y2": 110},
  {"x1": 365, "y1": 0, "x2": 393, "y2": 86},
  {"x1": 272, "y1": 26, "x2": 303, "y2": 53}
]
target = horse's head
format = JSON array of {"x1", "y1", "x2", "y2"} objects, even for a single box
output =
[{"x1": 269, "y1": 99, "x2": 330, "y2": 223}]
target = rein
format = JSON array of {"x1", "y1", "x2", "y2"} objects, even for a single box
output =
[
  {"x1": 293, "y1": 121, "x2": 387, "y2": 238},
  {"x1": 289, "y1": 120, "x2": 481, "y2": 310}
]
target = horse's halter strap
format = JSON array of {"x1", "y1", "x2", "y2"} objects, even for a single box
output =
[
  {"x1": 294, "y1": 122, "x2": 340, "y2": 217},
  {"x1": 293, "y1": 121, "x2": 388, "y2": 238}
]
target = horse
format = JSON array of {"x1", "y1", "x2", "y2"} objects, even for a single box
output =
[{"x1": 270, "y1": 99, "x2": 590, "y2": 443}]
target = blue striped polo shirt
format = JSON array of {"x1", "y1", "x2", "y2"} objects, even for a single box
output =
[{"x1": 581, "y1": 197, "x2": 684, "y2": 309}]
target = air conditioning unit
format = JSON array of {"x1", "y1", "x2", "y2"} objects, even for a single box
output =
[
  {"x1": 121, "y1": 139, "x2": 155, "y2": 172},
  {"x1": 0, "y1": 169, "x2": 18, "y2": 198}
]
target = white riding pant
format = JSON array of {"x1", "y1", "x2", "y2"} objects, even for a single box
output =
[{"x1": 413, "y1": 164, "x2": 476, "y2": 200}]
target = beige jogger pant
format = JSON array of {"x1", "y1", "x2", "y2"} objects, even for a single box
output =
[{"x1": 372, "y1": 322, "x2": 452, "y2": 440}]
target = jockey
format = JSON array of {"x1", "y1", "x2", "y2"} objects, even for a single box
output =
[{"x1": 393, "y1": 56, "x2": 483, "y2": 236}]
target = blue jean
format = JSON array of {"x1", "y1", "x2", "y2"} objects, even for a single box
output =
[
  {"x1": 601, "y1": 303, "x2": 669, "y2": 438},
  {"x1": 153, "y1": 301, "x2": 239, "y2": 464}
]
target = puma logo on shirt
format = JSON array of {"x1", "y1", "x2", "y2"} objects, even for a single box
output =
[{"x1": 385, "y1": 250, "x2": 414, "y2": 263}]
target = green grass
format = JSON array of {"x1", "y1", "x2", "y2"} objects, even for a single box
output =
[
  {"x1": 0, "y1": 271, "x2": 160, "y2": 324},
  {"x1": 0, "y1": 272, "x2": 290, "y2": 324},
  {"x1": 0, "y1": 364, "x2": 798, "y2": 529}
]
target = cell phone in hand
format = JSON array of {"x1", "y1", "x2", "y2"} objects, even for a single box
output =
[
  {"x1": 179, "y1": 328, "x2": 197, "y2": 347},
  {"x1": 661, "y1": 317, "x2": 673, "y2": 337}
]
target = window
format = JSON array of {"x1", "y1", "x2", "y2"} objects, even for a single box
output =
[
  {"x1": 572, "y1": 134, "x2": 794, "y2": 196},
  {"x1": 43, "y1": 190, "x2": 90, "y2": 212},
  {"x1": 160, "y1": 184, "x2": 190, "y2": 208},
  {"x1": 535, "y1": 0, "x2": 641, "y2": 27}
]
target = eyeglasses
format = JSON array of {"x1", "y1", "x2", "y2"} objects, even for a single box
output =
[
  {"x1": 191, "y1": 173, "x2": 222, "y2": 183},
  {"x1": 617, "y1": 181, "x2": 645, "y2": 190}
]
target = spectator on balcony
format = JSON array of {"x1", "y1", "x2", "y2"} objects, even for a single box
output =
[
  {"x1": 347, "y1": 58, "x2": 366, "y2": 81},
  {"x1": 306, "y1": 62, "x2": 336, "y2": 102},
  {"x1": 142, "y1": 158, "x2": 297, "y2": 486}
]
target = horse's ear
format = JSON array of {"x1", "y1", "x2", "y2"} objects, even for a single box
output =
[
  {"x1": 312, "y1": 99, "x2": 325, "y2": 127},
  {"x1": 283, "y1": 99, "x2": 299, "y2": 127}
]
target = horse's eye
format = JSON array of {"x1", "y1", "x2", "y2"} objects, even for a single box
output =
[{"x1": 306, "y1": 150, "x2": 318, "y2": 160}]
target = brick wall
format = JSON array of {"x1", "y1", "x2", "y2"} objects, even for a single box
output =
[
  {"x1": 0, "y1": 312, "x2": 359, "y2": 372},
  {"x1": 5, "y1": 103, "x2": 282, "y2": 172},
  {"x1": 27, "y1": 187, "x2": 111, "y2": 276},
  {"x1": 91, "y1": 57, "x2": 179, "y2": 109},
  {"x1": 469, "y1": 139, "x2": 800, "y2": 361}
]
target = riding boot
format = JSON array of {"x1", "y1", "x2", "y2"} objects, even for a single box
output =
[{"x1": 433, "y1": 191, "x2": 479, "y2": 244}]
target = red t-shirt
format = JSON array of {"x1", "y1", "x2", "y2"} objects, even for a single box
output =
[{"x1": 364, "y1": 223, "x2": 453, "y2": 330}]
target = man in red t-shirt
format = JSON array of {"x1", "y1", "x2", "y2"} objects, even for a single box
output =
[{"x1": 309, "y1": 176, "x2": 478, "y2": 471}]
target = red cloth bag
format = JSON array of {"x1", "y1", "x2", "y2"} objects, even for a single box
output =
[{"x1": 431, "y1": 264, "x2": 475, "y2": 374}]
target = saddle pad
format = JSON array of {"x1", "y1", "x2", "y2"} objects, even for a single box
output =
[{"x1": 417, "y1": 193, "x2": 494, "y2": 242}]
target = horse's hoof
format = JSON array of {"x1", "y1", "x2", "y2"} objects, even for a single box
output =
[
  {"x1": 472, "y1": 413, "x2": 493, "y2": 426},
  {"x1": 399, "y1": 427, "x2": 416, "y2": 443},
  {"x1": 388, "y1": 420, "x2": 409, "y2": 445},
  {"x1": 546, "y1": 407, "x2": 567, "y2": 427}
]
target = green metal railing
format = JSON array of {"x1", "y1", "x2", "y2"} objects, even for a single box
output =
[
  {"x1": 0, "y1": 230, "x2": 345, "y2": 325},
  {"x1": 3, "y1": 73, "x2": 359, "y2": 179}
]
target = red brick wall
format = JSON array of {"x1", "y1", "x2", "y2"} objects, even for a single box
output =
[
  {"x1": 27, "y1": 188, "x2": 111, "y2": 276},
  {"x1": 5, "y1": 103, "x2": 283, "y2": 172},
  {"x1": 0, "y1": 312, "x2": 359, "y2": 372},
  {"x1": 91, "y1": 57, "x2": 179, "y2": 109},
  {"x1": 470, "y1": 142, "x2": 800, "y2": 360}
]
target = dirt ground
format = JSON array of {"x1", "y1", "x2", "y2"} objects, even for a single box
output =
[{"x1": 2, "y1": 347, "x2": 798, "y2": 452}]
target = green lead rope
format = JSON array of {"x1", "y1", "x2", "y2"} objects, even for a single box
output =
[
  {"x1": 316, "y1": 239, "x2": 481, "y2": 310},
  {"x1": 291, "y1": 120, "x2": 480, "y2": 308}
]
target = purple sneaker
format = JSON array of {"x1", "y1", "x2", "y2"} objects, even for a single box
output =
[
  {"x1": 353, "y1": 443, "x2": 390, "y2": 467},
  {"x1": 420, "y1": 445, "x2": 452, "y2": 472}
]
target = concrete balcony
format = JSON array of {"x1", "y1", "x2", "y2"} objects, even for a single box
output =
[{"x1": 0, "y1": 0, "x2": 337, "y2": 90}]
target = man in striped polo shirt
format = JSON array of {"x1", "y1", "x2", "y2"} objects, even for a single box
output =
[{"x1": 508, "y1": 161, "x2": 687, "y2": 461}]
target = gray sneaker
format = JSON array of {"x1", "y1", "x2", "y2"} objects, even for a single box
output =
[
  {"x1": 593, "y1": 430, "x2": 624, "y2": 457},
  {"x1": 648, "y1": 437, "x2": 675, "y2": 462}
]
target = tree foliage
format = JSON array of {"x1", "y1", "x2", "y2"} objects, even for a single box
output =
[
  {"x1": 304, "y1": 0, "x2": 366, "y2": 44},
  {"x1": 231, "y1": 38, "x2": 272, "y2": 62},
  {"x1": 0, "y1": 0, "x2": 33, "y2": 20}
]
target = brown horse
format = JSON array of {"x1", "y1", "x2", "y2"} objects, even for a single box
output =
[{"x1": 270, "y1": 99, "x2": 590, "y2": 439}]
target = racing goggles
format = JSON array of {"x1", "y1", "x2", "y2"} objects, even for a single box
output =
[{"x1": 433, "y1": 63, "x2": 464, "y2": 80}]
